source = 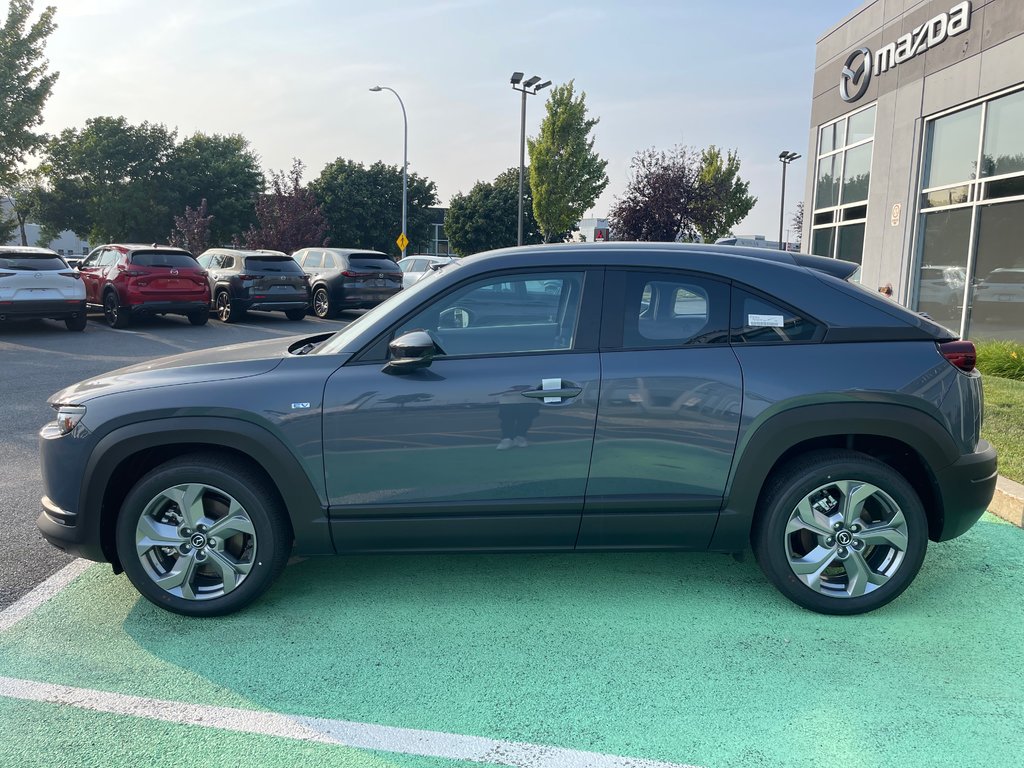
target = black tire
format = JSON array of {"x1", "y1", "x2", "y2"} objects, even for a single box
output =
[
  {"x1": 752, "y1": 449, "x2": 928, "y2": 615},
  {"x1": 312, "y1": 286, "x2": 333, "y2": 319},
  {"x1": 285, "y1": 308, "x2": 306, "y2": 321},
  {"x1": 103, "y1": 290, "x2": 131, "y2": 329},
  {"x1": 187, "y1": 310, "x2": 209, "y2": 326},
  {"x1": 115, "y1": 453, "x2": 292, "y2": 617},
  {"x1": 215, "y1": 290, "x2": 243, "y2": 323},
  {"x1": 64, "y1": 314, "x2": 87, "y2": 332}
]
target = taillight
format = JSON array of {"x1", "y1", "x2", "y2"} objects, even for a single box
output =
[
  {"x1": 0, "y1": 270, "x2": 15, "y2": 279},
  {"x1": 341, "y1": 270, "x2": 357, "y2": 277},
  {"x1": 237, "y1": 274, "x2": 257, "y2": 281},
  {"x1": 59, "y1": 271, "x2": 81, "y2": 280},
  {"x1": 118, "y1": 266, "x2": 145, "y2": 277},
  {"x1": 939, "y1": 340, "x2": 976, "y2": 372}
]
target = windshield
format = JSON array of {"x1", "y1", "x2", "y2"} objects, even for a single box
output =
[
  {"x1": 245, "y1": 256, "x2": 303, "y2": 273},
  {"x1": 315, "y1": 264, "x2": 451, "y2": 356},
  {"x1": 0, "y1": 253, "x2": 67, "y2": 270}
]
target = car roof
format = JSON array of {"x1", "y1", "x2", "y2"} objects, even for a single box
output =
[
  {"x1": 201, "y1": 248, "x2": 290, "y2": 257},
  {"x1": 0, "y1": 246, "x2": 60, "y2": 256},
  {"x1": 461, "y1": 242, "x2": 859, "y2": 280},
  {"x1": 316, "y1": 248, "x2": 390, "y2": 257},
  {"x1": 99, "y1": 244, "x2": 191, "y2": 253}
]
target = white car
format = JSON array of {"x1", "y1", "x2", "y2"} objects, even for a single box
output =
[
  {"x1": 973, "y1": 268, "x2": 1024, "y2": 317},
  {"x1": 0, "y1": 247, "x2": 87, "y2": 331},
  {"x1": 397, "y1": 255, "x2": 456, "y2": 289}
]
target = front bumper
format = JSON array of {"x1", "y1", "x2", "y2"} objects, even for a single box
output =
[
  {"x1": 0, "y1": 298, "x2": 86, "y2": 320},
  {"x1": 934, "y1": 439, "x2": 998, "y2": 541},
  {"x1": 36, "y1": 421, "x2": 108, "y2": 563}
]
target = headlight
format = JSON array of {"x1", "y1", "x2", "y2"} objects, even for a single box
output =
[{"x1": 54, "y1": 404, "x2": 87, "y2": 435}]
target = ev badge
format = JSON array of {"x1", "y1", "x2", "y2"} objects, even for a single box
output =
[{"x1": 839, "y1": 47, "x2": 872, "y2": 103}]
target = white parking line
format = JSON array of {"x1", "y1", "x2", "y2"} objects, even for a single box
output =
[
  {"x1": 0, "y1": 676, "x2": 700, "y2": 768},
  {"x1": 0, "y1": 559, "x2": 92, "y2": 634}
]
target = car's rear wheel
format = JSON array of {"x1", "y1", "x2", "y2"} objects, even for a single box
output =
[
  {"x1": 64, "y1": 314, "x2": 87, "y2": 332},
  {"x1": 103, "y1": 290, "x2": 131, "y2": 329},
  {"x1": 752, "y1": 450, "x2": 928, "y2": 615},
  {"x1": 115, "y1": 454, "x2": 292, "y2": 617},
  {"x1": 285, "y1": 308, "x2": 306, "y2": 321},
  {"x1": 215, "y1": 290, "x2": 242, "y2": 323},
  {"x1": 187, "y1": 310, "x2": 209, "y2": 326},
  {"x1": 312, "y1": 286, "x2": 332, "y2": 319}
]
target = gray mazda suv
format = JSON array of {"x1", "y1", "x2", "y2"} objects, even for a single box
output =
[{"x1": 37, "y1": 243, "x2": 997, "y2": 617}]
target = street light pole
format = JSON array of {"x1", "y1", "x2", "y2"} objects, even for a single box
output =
[
  {"x1": 371, "y1": 86, "x2": 408, "y2": 258},
  {"x1": 510, "y1": 73, "x2": 551, "y2": 246},
  {"x1": 778, "y1": 151, "x2": 801, "y2": 251}
]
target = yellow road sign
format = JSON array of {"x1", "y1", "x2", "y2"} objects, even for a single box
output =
[{"x1": 396, "y1": 233, "x2": 409, "y2": 251}]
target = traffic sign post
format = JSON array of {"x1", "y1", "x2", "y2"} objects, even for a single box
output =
[{"x1": 396, "y1": 233, "x2": 409, "y2": 253}]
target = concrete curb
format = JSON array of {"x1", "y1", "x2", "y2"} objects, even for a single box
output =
[{"x1": 989, "y1": 475, "x2": 1024, "y2": 528}]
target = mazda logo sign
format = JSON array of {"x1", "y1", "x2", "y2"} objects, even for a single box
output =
[{"x1": 839, "y1": 47, "x2": 872, "y2": 103}]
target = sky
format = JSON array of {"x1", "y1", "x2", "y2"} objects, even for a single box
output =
[{"x1": 13, "y1": 0, "x2": 859, "y2": 238}]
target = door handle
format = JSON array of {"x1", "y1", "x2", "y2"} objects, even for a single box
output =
[{"x1": 522, "y1": 379, "x2": 582, "y2": 403}]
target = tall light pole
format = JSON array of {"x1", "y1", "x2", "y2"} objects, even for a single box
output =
[
  {"x1": 778, "y1": 151, "x2": 801, "y2": 251},
  {"x1": 510, "y1": 72, "x2": 551, "y2": 246},
  {"x1": 370, "y1": 85, "x2": 408, "y2": 258}
]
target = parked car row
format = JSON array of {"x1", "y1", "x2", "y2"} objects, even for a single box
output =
[{"x1": 2, "y1": 243, "x2": 457, "y2": 332}]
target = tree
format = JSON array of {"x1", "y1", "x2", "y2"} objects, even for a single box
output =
[
  {"x1": 609, "y1": 145, "x2": 699, "y2": 242},
  {"x1": 691, "y1": 146, "x2": 756, "y2": 243},
  {"x1": 444, "y1": 168, "x2": 547, "y2": 255},
  {"x1": 243, "y1": 159, "x2": 327, "y2": 254},
  {"x1": 167, "y1": 133, "x2": 263, "y2": 245},
  {"x1": 169, "y1": 198, "x2": 213, "y2": 256},
  {"x1": 1, "y1": 170, "x2": 42, "y2": 245},
  {"x1": 311, "y1": 158, "x2": 437, "y2": 258},
  {"x1": 609, "y1": 144, "x2": 755, "y2": 243},
  {"x1": 0, "y1": 1, "x2": 58, "y2": 188},
  {"x1": 36, "y1": 116, "x2": 178, "y2": 243},
  {"x1": 527, "y1": 81, "x2": 608, "y2": 242},
  {"x1": 791, "y1": 202, "x2": 804, "y2": 247},
  {"x1": 0, "y1": 210, "x2": 16, "y2": 245}
]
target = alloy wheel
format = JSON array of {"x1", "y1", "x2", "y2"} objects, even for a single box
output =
[
  {"x1": 216, "y1": 292, "x2": 231, "y2": 322},
  {"x1": 135, "y1": 482, "x2": 257, "y2": 601},
  {"x1": 104, "y1": 293, "x2": 118, "y2": 326},
  {"x1": 313, "y1": 287, "x2": 330, "y2": 318},
  {"x1": 783, "y1": 479, "x2": 909, "y2": 599}
]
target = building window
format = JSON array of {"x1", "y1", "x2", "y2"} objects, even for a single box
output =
[
  {"x1": 810, "y1": 104, "x2": 875, "y2": 265},
  {"x1": 913, "y1": 86, "x2": 1024, "y2": 341}
]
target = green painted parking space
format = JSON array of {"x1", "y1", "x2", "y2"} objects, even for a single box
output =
[{"x1": 1, "y1": 515, "x2": 1021, "y2": 768}]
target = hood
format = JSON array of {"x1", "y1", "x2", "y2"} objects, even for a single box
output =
[{"x1": 50, "y1": 336, "x2": 301, "y2": 405}]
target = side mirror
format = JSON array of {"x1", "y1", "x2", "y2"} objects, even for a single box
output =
[{"x1": 383, "y1": 330, "x2": 437, "y2": 375}]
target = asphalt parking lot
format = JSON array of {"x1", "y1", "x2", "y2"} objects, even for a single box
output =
[{"x1": 1, "y1": 312, "x2": 1023, "y2": 768}]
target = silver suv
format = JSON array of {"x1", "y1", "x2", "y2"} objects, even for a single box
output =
[{"x1": 0, "y1": 247, "x2": 87, "y2": 331}]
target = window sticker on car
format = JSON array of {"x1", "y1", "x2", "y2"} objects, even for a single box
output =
[{"x1": 748, "y1": 314, "x2": 785, "y2": 327}]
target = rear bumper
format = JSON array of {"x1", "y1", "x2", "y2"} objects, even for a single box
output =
[
  {"x1": 126, "y1": 300, "x2": 208, "y2": 316},
  {"x1": 934, "y1": 439, "x2": 998, "y2": 541},
  {"x1": 246, "y1": 300, "x2": 308, "y2": 312},
  {"x1": 335, "y1": 284, "x2": 401, "y2": 308},
  {"x1": 0, "y1": 299, "x2": 86, "y2": 320}
]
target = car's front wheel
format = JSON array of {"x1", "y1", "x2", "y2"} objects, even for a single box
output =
[
  {"x1": 752, "y1": 450, "x2": 928, "y2": 615},
  {"x1": 115, "y1": 454, "x2": 292, "y2": 617}
]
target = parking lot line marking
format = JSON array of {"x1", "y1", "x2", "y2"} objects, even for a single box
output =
[
  {"x1": 0, "y1": 675, "x2": 699, "y2": 768},
  {"x1": 0, "y1": 559, "x2": 91, "y2": 634}
]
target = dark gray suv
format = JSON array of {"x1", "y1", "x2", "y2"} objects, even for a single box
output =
[{"x1": 37, "y1": 243, "x2": 997, "y2": 617}]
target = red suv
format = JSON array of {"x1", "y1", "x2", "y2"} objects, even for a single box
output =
[{"x1": 78, "y1": 244, "x2": 210, "y2": 328}]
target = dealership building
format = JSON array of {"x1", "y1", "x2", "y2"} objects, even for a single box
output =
[{"x1": 804, "y1": 0, "x2": 1024, "y2": 341}]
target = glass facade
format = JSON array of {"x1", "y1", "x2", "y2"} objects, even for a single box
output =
[
  {"x1": 811, "y1": 104, "x2": 875, "y2": 265},
  {"x1": 913, "y1": 87, "x2": 1024, "y2": 341}
]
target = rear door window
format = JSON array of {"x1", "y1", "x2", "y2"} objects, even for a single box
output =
[
  {"x1": 303, "y1": 251, "x2": 324, "y2": 269},
  {"x1": 322, "y1": 252, "x2": 337, "y2": 269},
  {"x1": 730, "y1": 287, "x2": 823, "y2": 343},
  {"x1": 610, "y1": 271, "x2": 731, "y2": 349}
]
